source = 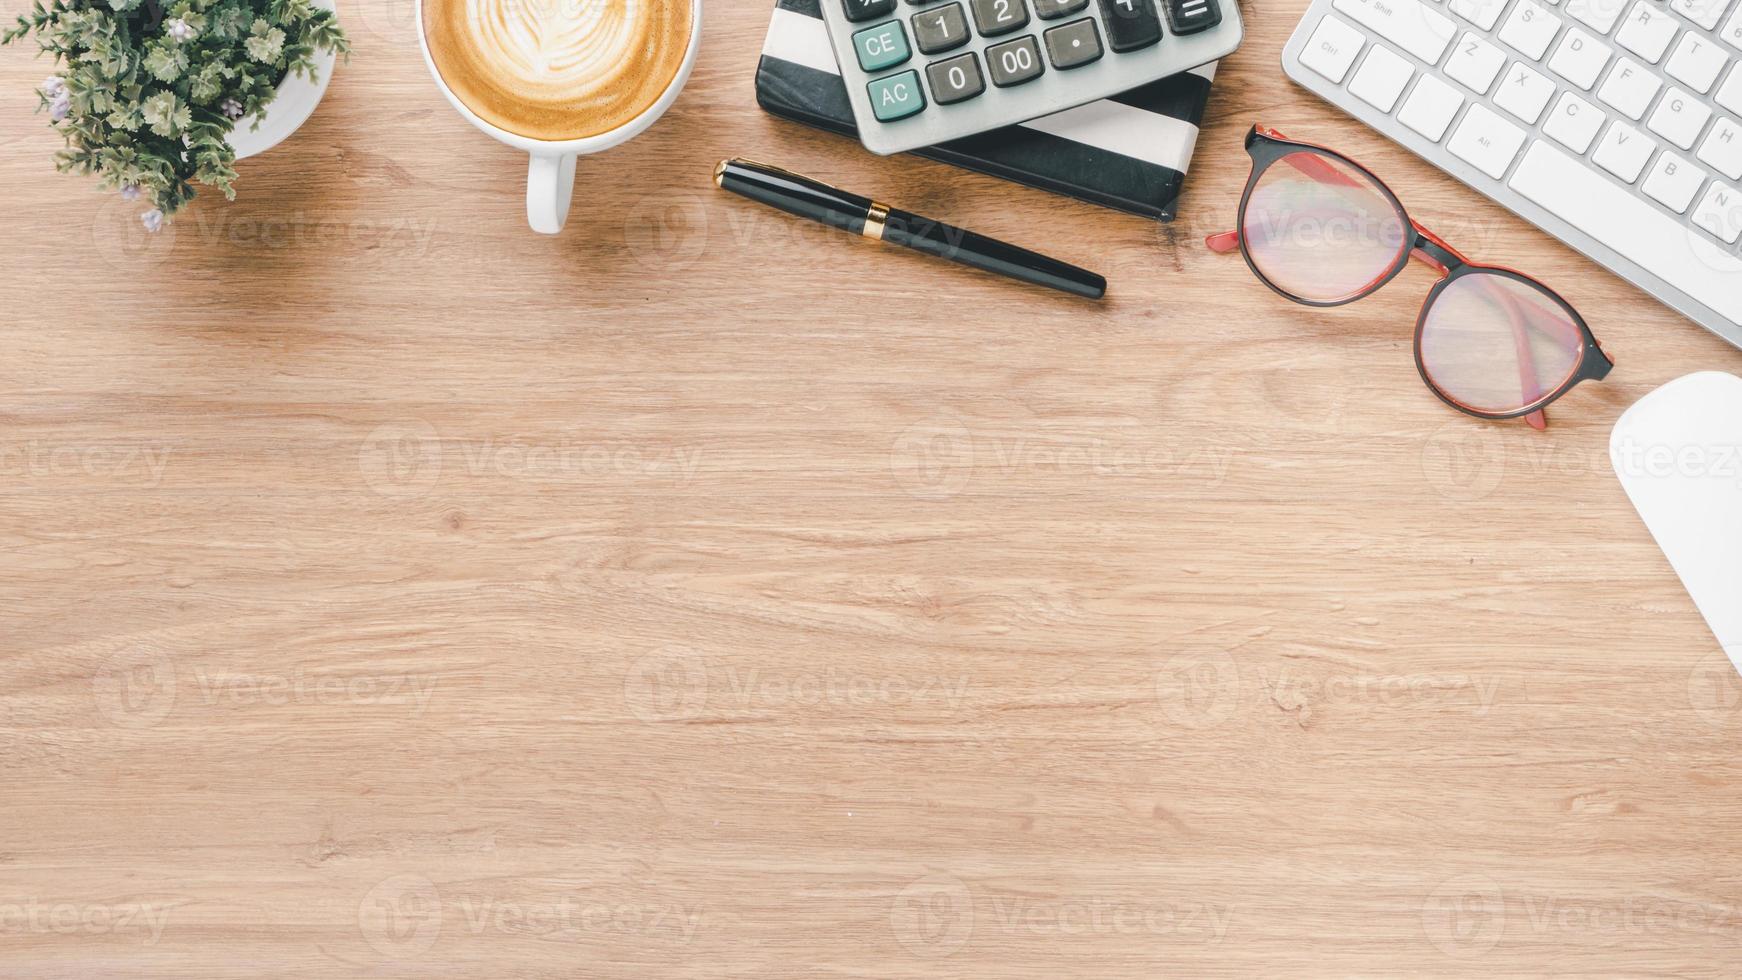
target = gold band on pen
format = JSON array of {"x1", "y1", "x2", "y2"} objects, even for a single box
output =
[{"x1": 863, "y1": 202, "x2": 889, "y2": 241}]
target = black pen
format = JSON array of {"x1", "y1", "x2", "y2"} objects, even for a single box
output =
[{"x1": 712, "y1": 159, "x2": 1106, "y2": 300}]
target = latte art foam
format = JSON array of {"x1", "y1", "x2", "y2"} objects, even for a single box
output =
[
  {"x1": 424, "y1": 0, "x2": 692, "y2": 142},
  {"x1": 473, "y1": 0, "x2": 626, "y2": 91}
]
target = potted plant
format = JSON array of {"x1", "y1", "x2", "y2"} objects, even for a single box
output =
[{"x1": 4, "y1": 0, "x2": 348, "y2": 231}]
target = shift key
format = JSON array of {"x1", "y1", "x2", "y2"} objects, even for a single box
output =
[
  {"x1": 1332, "y1": 0, "x2": 1455, "y2": 63},
  {"x1": 1097, "y1": 0, "x2": 1164, "y2": 51}
]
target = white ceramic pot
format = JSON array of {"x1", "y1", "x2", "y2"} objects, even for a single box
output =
[{"x1": 228, "y1": 0, "x2": 340, "y2": 160}]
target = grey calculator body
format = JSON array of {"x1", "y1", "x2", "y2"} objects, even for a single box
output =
[{"x1": 820, "y1": 0, "x2": 1243, "y2": 155}]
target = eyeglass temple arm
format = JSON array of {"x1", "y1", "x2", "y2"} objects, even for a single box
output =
[{"x1": 1204, "y1": 217, "x2": 1550, "y2": 430}]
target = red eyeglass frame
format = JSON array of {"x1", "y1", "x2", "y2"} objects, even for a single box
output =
[{"x1": 1207, "y1": 125, "x2": 1614, "y2": 431}]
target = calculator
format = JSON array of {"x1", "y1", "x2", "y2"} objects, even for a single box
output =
[{"x1": 821, "y1": 0, "x2": 1244, "y2": 155}]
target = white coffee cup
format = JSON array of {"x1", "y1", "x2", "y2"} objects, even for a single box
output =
[{"x1": 416, "y1": 0, "x2": 703, "y2": 234}]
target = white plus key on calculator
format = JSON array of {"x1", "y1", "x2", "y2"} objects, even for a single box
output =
[{"x1": 821, "y1": 0, "x2": 1244, "y2": 155}]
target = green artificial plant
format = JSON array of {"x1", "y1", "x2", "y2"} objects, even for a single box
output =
[{"x1": 4, "y1": 0, "x2": 348, "y2": 229}]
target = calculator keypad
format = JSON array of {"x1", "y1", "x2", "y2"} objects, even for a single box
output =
[
  {"x1": 853, "y1": 20, "x2": 913, "y2": 71},
  {"x1": 926, "y1": 52, "x2": 988, "y2": 102},
  {"x1": 1096, "y1": 0, "x2": 1163, "y2": 51},
  {"x1": 868, "y1": 70, "x2": 928, "y2": 120},
  {"x1": 1044, "y1": 17, "x2": 1104, "y2": 67},
  {"x1": 912, "y1": 2, "x2": 972, "y2": 53},
  {"x1": 848, "y1": 0, "x2": 1228, "y2": 147},
  {"x1": 844, "y1": 0, "x2": 897, "y2": 22},
  {"x1": 986, "y1": 35, "x2": 1046, "y2": 85},
  {"x1": 969, "y1": 0, "x2": 1030, "y2": 36},
  {"x1": 1034, "y1": 0, "x2": 1092, "y2": 17},
  {"x1": 1161, "y1": 0, "x2": 1219, "y2": 33}
]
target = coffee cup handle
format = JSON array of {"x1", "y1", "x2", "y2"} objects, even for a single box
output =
[{"x1": 526, "y1": 152, "x2": 578, "y2": 234}]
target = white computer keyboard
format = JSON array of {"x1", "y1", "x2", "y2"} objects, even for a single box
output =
[{"x1": 1282, "y1": 0, "x2": 1742, "y2": 348}]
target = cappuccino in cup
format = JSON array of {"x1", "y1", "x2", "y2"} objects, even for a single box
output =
[{"x1": 418, "y1": 0, "x2": 702, "y2": 232}]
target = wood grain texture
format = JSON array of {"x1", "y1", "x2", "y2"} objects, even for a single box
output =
[{"x1": 3, "y1": 0, "x2": 1741, "y2": 976}]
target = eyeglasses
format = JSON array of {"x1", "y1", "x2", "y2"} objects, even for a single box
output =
[{"x1": 1208, "y1": 126, "x2": 1613, "y2": 430}]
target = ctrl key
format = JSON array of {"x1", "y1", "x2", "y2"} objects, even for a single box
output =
[
  {"x1": 1298, "y1": 14, "x2": 1365, "y2": 84},
  {"x1": 868, "y1": 70, "x2": 927, "y2": 121}
]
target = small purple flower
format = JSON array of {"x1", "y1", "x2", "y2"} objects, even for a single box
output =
[
  {"x1": 220, "y1": 97, "x2": 244, "y2": 120},
  {"x1": 48, "y1": 92, "x2": 71, "y2": 121},
  {"x1": 121, "y1": 184, "x2": 141, "y2": 201},
  {"x1": 165, "y1": 17, "x2": 195, "y2": 41},
  {"x1": 140, "y1": 209, "x2": 165, "y2": 233},
  {"x1": 39, "y1": 76, "x2": 65, "y2": 98}
]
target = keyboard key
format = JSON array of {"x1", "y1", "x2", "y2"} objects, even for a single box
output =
[
  {"x1": 1400, "y1": 72, "x2": 1467, "y2": 140},
  {"x1": 1299, "y1": 14, "x2": 1367, "y2": 83},
  {"x1": 1647, "y1": 87, "x2": 1714, "y2": 148},
  {"x1": 1548, "y1": 27, "x2": 1613, "y2": 89},
  {"x1": 1164, "y1": 0, "x2": 1222, "y2": 33},
  {"x1": 1097, "y1": 0, "x2": 1164, "y2": 51},
  {"x1": 1495, "y1": 61, "x2": 1557, "y2": 122},
  {"x1": 1698, "y1": 117, "x2": 1742, "y2": 177},
  {"x1": 970, "y1": 0, "x2": 1030, "y2": 35},
  {"x1": 1616, "y1": 1, "x2": 1677, "y2": 62},
  {"x1": 1033, "y1": 0, "x2": 1090, "y2": 15},
  {"x1": 1447, "y1": 32, "x2": 1507, "y2": 93},
  {"x1": 1642, "y1": 149, "x2": 1708, "y2": 211},
  {"x1": 926, "y1": 51, "x2": 987, "y2": 101},
  {"x1": 1044, "y1": 17, "x2": 1105, "y2": 66},
  {"x1": 844, "y1": 0, "x2": 897, "y2": 22},
  {"x1": 1721, "y1": 66, "x2": 1742, "y2": 113},
  {"x1": 1598, "y1": 56, "x2": 1662, "y2": 118},
  {"x1": 1511, "y1": 141, "x2": 1742, "y2": 324},
  {"x1": 1450, "y1": 0, "x2": 1507, "y2": 30},
  {"x1": 1449, "y1": 102, "x2": 1529, "y2": 176},
  {"x1": 1351, "y1": 44, "x2": 1416, "y2": 111},
  {"x1": 1670, "y1": 0, "x2": 1728, "y2": 31},
  {"x1": 868, "y1": 69, "x2": 927, "y2": 120},
  {"x1": 1665, "y1": 33, "x2": 1730, "y2": 93},
  {"x1": 1332, "y1": 0, "x2": 1456, "y2": 63},
  {"x1": 986, "y1": 34, "x2": 1045, "y2": 84},
  {"x1": 1692, "y1": 180, "x2": 1742, "y2": 240},
  {"x1": 1499, "y1": 0, "x2": 1562, "y2": 59},
  {"x1": 1724, "y1": 5, "x2": 1742, "y2": 50},
  {"x1": 1594, "y1": 119, "x2": 1657, "y2": 180},
  {"x1": 1545, "y1": 91, "x2": 1607, "y2": 150},
  {"x1": 854, "y1": 20, "x2": 913, "y2": 70},
  {"x1": 913, "y1": 2, "x2": 972, "y2": 52},
  {"x1": 1565, "y1": 0, "x2": 1626, "y2": 35}
]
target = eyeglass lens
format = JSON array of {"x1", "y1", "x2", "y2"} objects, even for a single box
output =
[
  {"x1": 1419, "y1": 271, "x2": 1585, "y2": 415},
  {"x1": 1241, "y1": 150, "x2": 1410, "y2": 305}
]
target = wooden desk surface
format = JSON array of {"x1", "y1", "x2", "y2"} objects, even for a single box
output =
[{"x1": 4, "y1": 0, "x2": 1741, "y2": 975}]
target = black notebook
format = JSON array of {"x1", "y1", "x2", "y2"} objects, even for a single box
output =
[{"x1": 756, "y1": 0, "x2": 1218, "y2": 221}]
